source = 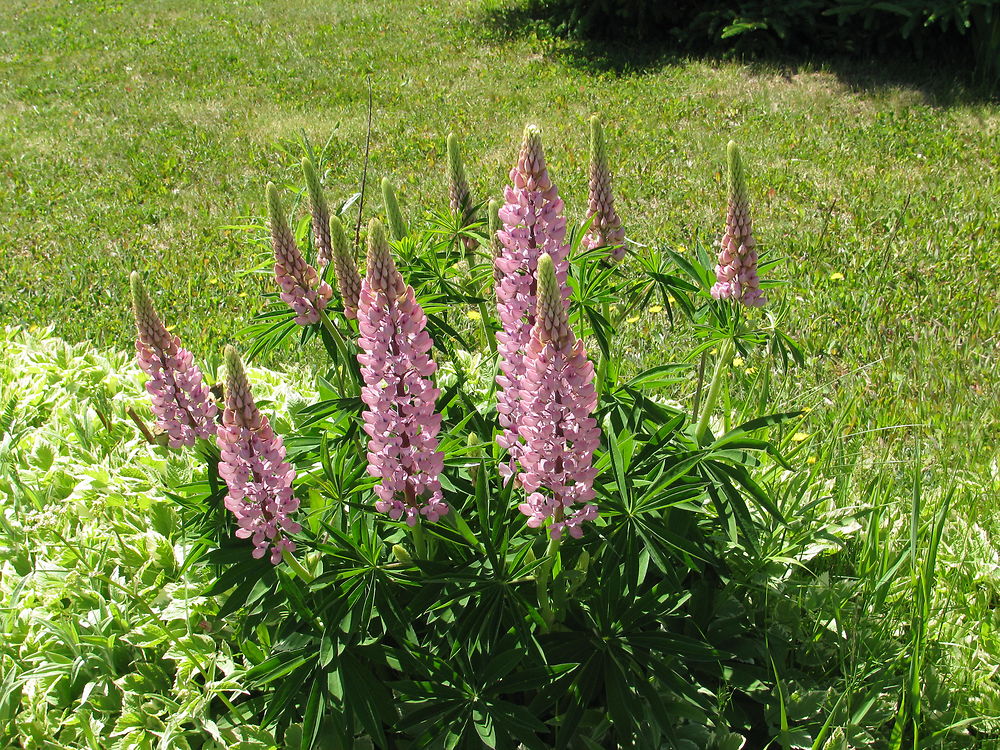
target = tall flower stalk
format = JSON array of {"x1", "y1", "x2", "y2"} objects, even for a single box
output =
[
  {"x1": 517, "y1": 254, "x2": 600, "y2": 541},
  {"x1": 494, "y1": 124, "x2": 572, "y2": 480},
  {"x1": 357, "y1": 219, "x2": 448, "y2": 530},
  {"x1": 217, "y1": 346, "x2": 301, "y2": 564},
  {"x1": 302, "y1": 158, "x2": 332, "y2": 268},
  {"x1": 710, "y1": 141, "x2": 766, "y2": 307},
  {"x1": 267, "y1": 183, "x2": 333, "y2": 325},
  {"x1": 130, "y1": 272, "x2": 217, "y2": 447},
  {"x1": 584, "y1": 116, "x2": 626, "y2": 262}
]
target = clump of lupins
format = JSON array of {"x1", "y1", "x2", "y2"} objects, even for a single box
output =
[
  {"x1": 447, "y1": 133, "x2": 478, "y2": 252},
  {"x1": 516, "y1": 254, "x2": 600, "y2": 539},
  {"x1": 357, "y1": 219, "x2": 448, "y2": 526},
  {"x1": 584, "y1": 116, "x2": 626, "y2": 262},
  {"x1": 267, "y1": 183, "x2": 333, "y2": 325},
  {"x1": 381, "y1": 178, "x2": 409, "y2": 241},
  {"x1": 302, "y1": 158, "x2": 332, "y2": 268},
  {"x1": 710, "y1": 141, "x2": 766, "y2": 307},
  {"x1": 329, "y1": 213, "x2": 362, "y2": 319},
  {"x1": 130, "y1": 272, "x2": 217, "y2": 447},
  {"x1": 217, "y1": 345, "x2": 302, "y2": 564},
  {"x1": 494, "y1": 124, "x2": 572, "y2": 480}
]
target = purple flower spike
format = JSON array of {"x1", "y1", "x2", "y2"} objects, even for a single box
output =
[
  {"x1": 517, "y1": 254, "x2": 600, "y2": 540},
  {"x1": 267, "y1": 182, "x2": 334, "y2": 325},
  {"x1": 710, "y1": 142, "x2": 766, "y2": 307},
  {"x1": 217, "y1": 346, "x2": 301, "y2": 564},
  {"x1": 495, "y1": 124, "x2": 572, "y2": 480},
  {"x1": 130, "y1": 272, "x2": 217, "y2": 447},
  {"x1": 357, "y1": 219, "x2": 448, "y2": 527},
  {"x1": 584, "y1": 117, "x2": 626, "y2": 261}
]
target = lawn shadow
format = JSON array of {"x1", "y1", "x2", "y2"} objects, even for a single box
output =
[{"x1": 477, "y1": 2, "x2": 998, "y2": 107}]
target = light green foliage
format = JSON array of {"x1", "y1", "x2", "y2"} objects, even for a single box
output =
[{"x1": 0, "y1": 328, "x2": 312, "y2": 748}]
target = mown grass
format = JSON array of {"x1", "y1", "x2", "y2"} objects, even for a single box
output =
[{"x1": 2, "y1": 0, "x2": 1000, "y2": 744}]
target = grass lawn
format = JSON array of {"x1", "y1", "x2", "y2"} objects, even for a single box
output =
[{"x1": 3, "y1": 0, "x2": 1000, "y2": 744}]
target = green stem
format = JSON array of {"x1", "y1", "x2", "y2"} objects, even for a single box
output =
[
  {"x1": 411, "y1": 522, "x2": 427, "y2": 559},
  {"x1": 694, "y1": 339, "x2": 734, "y2": 447},
  {"x1": 536, "y1": 532, "x2": 562, "y2": 628},
  {"x1": 596, "y1": 300, "x2": 611, "y2": 392},
  {"x1": 478, "y1": 300, "x2": 497, "y2": 353},
  {"x1": 318, "y1": 310, "x2": 349, "y2": 394}
]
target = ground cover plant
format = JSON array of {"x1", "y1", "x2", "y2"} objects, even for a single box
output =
[{"x1": 2, "y1": 0, "x2": 1000, "y2": 748}]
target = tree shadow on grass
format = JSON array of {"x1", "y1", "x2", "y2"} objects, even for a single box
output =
[{"x1": 477, "y1": 2, "x2": 997, "y2": 108}]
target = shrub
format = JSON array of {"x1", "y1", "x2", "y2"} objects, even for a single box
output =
[{"x1": 522, "y1": 0, "x2": 999, "y2": 87}]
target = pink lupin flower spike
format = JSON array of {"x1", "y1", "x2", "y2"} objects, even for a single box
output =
[
  {"x1": 494, "y1": 124, "x2": 572, "y2": 481},
  {"x1": 217, "y1": 346, "x2": 302, "y2": 564},
  {"x1": 267, "y1": 182, "x2": 334, "y2": 325},
  {"x1": 302, "y1": 158, "x2": 332, "y2": 268},
  {"x1": 583, "y1": 116, "x2": 626, "y2": 261},
  {"x1": 329, "y1": 213, "x2": 362, "y2": 319},
  {"x1": 710, "y1": 141, "x2": 766, "y2": 307},
  {"x1": 517, "y1": 254, "x2": 600, "y2": 540},
  {"x1": 130, "y1": 272, "x2": 217, "y2": 447},
  {"x1": 357, "y1": 219, "x2": 448, "y2": 526}
]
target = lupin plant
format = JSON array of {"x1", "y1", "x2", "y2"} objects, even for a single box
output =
[
  {"x1": 130, "y1": 272, "x2": 217, "y2": 447},
  {"x1": 357, "y1": 219, "x2": 448, "y2": 532},
  {"x1": 584, "y1": 116, "x2": 627, "y2": 261},
  {"x1": 217, "y1": 345, "x2": 301, "y2": 564},
  {"x1": 495, "y1": 124, "x2": 572, "y2": 480},
  {"x1": 135, "y1": 123, "x2": 810, "y2": 750},
  {"x1": 267, "y1": 182, "x2": 333, "y2": 325},
  {"x1": 711, "y1": 140, "x2": 766, "y2": 307}
]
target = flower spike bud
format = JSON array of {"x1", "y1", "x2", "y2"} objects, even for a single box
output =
[
  {"x1": 494, "y1": 124, "x2": 572, "y2": 481},
  {"x1": 302, "y1": 158, "x2": 332, "y2": 268},
  {"x1": 217, "y1": 345, "x2": 302, "y2": 564},
  {"x1": 357, "y1": 218, "x2": 448, "y2": 526},
  {"x1": 329, "y1": 213, "x2": 362, "y2": 319},
  {"x1": 584, "y1": 116, "x2": 626, "y2": 261},
  {"x1": 381, "y1": 177, "x2": 408, "y2": 240},
  {"x1": 710, "y1": 141, "x2": 766, "y2": 307},
  {"x1": 130, "y1": 272, "x2": 217, "y2": 447},
  {"x1": 516, "y1": 253, "x2": 600, "y2": 540},
  {"x1": 267, "y1": 182, "x2": 334, "y2": 325},
  {"x1": 447, "y1": 133, "x2": 478, "y2": 253}
]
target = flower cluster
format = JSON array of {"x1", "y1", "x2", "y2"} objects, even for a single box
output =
[
  {"x1": 494, "y1": 125, "x2": 572, "y2": 479},
  {"x1": 329, "y1": 213, "x2": 362, "y2": 319},
  {"x1": 710, "y1": 141, "x2": 766, "y2": 307},
  {"x1": 217, "y1": 346, "x2": 301, "y2": 564},
  {"x1": 516, "y1": 254, "x2": 600, "y2": 539},
  {"x1": 130, "y1": 272, "x2": 217, "y2": 447},
  {"x1": 267, "y1": 182, "x2": 334, "y2": 325},
  {"x1": 584, "y1": 117, "x2": 626, "y2": 261},
  {"x1": 357, "y1": 219, "x2": 448, "y2": 526}
]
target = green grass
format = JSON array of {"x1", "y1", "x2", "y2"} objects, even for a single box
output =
[{"x1": 2, "y1": 0, "x2": 1000, "y2": 745}]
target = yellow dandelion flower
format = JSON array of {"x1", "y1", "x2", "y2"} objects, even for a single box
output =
[
  {"x1": 745, "y1": 367, "x2": 756, "y2": 374},
  {"x1": 466, "y1": 309, "x2": 482, "y2": 321},
  {"x1": 792, "y1": 432, "x2": 810, "y2": 443},
  {"x1": 649, "y1": 305, "x2": 663, "y2": 314},
  {"x1": 626, "y1": 316, "x2": 640, "y2": 324},
  {"x1": 732, "y1": 356, "x2": 745, "y2": 368},
  {"x1": 667, "y1": 295, "x2": 676, "y2": 304},
  {"x1": 807, "y1": 456, "x2": 817, "y2": 465},
  {"x1": 829, "y1": 272, "x2": 845, "y2": 281},
  {"x1": 677, "y1": 245, "x2": 688, "y2": 254}
]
